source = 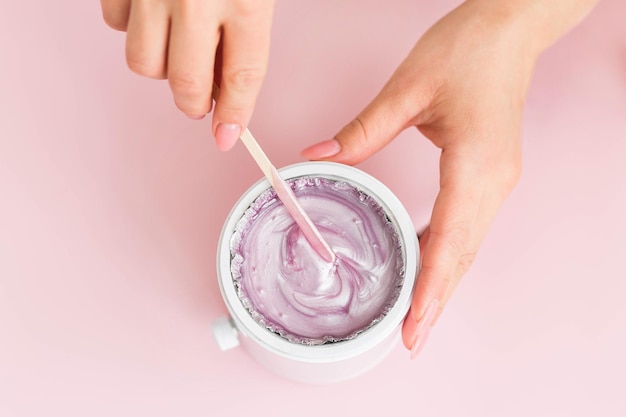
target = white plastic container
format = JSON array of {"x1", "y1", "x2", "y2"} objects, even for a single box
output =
[{"x1": 212, "y1": 162, "x2": 418, "y2": 384}]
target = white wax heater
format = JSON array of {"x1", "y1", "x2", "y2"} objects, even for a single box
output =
[{"x1": 212, "y1": 162, "x2": 418, "y2": 383}]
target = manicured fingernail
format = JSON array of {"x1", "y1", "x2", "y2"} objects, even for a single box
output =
[
  {"x1": 408, "y1": 299, "x2": 439, "y2": 360},
  {"x1": 301, "y1": 139, "x2": 342, "y2": 160},
  {"x1": 188, "y1": 114, "x2": 206, "y2": 120},
  {"x1": 215, "y1": 123, "x2": 241, "y2": 151},
  {"x1": 410, "y1": 326, "x2": 432, "y2": 360}
]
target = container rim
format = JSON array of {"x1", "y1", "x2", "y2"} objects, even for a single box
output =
[{"x1": 216, "y1": 161, "x2": 418, "y2": 363}]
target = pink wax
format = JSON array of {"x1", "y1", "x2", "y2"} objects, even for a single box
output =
[{"x1": 230, "y1": 176, "x2": 404, "y2": 345}]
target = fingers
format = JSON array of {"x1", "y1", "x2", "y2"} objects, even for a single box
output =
[
  {"x1": 167, "y1": 1, "x2": 221, "y2": 119},
  {"x1": 101, "y1": 0, "x2": 131, "y2": 31},
  {"x1": 103, "y1": 0, "x2": 275, "y2": 149},
  {"x1": 125, "y1": 0, "x2": 170, "y2": 79},
  {"x1": 401, "y1": 146, "x2": 519, "y2": 356},
  {"x1": 300, "y1": 91, "x2": 414, "y2": 164},
  {"x1": 301, "y1": 65, "x2": 434, "y2": 164},
  {"x1": 401, "y1": 148, "x2": 486, "y2": 354},
  {"x1": 212, "y1": 1, "x2": 274, "y2": 151}
]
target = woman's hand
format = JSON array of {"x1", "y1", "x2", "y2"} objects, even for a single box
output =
[
  {"x1": 302, "y1": 0, "x2": 597, "y2": 358},
  {"x1": 100, "y1": 0, "x2": 275, "y2": 151}
]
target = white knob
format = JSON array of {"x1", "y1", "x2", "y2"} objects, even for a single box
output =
[{"x1": 212, "y1": 316, "x2": 240, "y2": 351}]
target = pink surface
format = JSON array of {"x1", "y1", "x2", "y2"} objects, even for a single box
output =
[{"x1": 0, "y1": 0, "x2": 625, "y2": 415}]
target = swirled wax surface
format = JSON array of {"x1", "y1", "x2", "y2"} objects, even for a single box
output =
[{"x1": 230, "y1": 176, "x2": 404, "y2": 345}]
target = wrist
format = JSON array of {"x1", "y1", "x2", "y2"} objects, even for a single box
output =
[{"x1": 465, "y1": 0, "x2": 599, "y2": 56}]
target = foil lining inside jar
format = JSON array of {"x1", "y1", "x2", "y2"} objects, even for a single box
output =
[{"x1": 230, "y1": 176, "x2": 405, "y2": 345}]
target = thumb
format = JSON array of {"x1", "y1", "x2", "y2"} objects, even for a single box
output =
[{"x1": 301, "y1": 78, "x2": 431, "y2": 165}]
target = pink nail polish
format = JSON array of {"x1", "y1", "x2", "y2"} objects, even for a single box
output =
[
  {"x1": 409, "y1": 299, "x2": 439, "y2": 360},
  {"x1": 215, "y1": 123, "x2": 241, "y2": 151},
  {"x1": 301, "y1": 139, "x2": 341, "y2": 160},
  {"x1": 410, "y1": 326, "x2": 432, "y2": 360}
]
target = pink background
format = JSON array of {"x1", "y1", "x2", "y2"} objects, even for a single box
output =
[{"x1": 1, "y1": 0, "x2": 625, "y2": 415}]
